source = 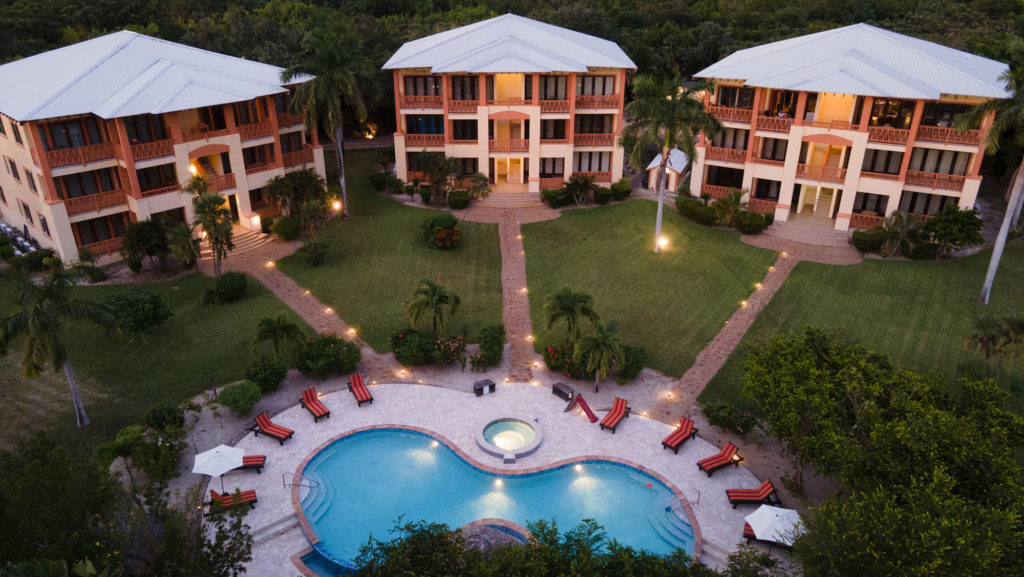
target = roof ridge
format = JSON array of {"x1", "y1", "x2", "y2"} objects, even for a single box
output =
[
  {"x1": 153, "y1": 79, "x2": 256, "y2": 114},
  {"x1": 711, "y1": 25, "x2": 856, "y2": 70},
  {"x1": 96, "y1": 59, "x2": 174, "y2": 118}
]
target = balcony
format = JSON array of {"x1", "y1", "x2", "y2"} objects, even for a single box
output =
[
  {"x1": 487, "y1": 98, "x2": 529, "y2": 106},
  {"x1": 575, "y1": 171, "x2": 611, "y2": 182},
  {"x1": 573, "y1": 133, "x2": 614, "y2": 147},
  {"x1": 752, "y1": 156, "x2": 784, "y2": 167},
  {"x1": 905, "y1": 170, "x2": 966, "y2": 191},
  {"x1": 860, "y1": 171, "x2": 901, "y2": 182},
  {"x1": 707, "y1": 105, "x2": 752, "y2": 124},
  {"x1": 239, "y1": 120, "x2": 275, "y2": 141},
  {"x1": 796, "y1": 164, "x2": 846, "y2": 183},
  {"x1": 131, "y1": 139, "x2": 174, "y2": 161},
  {"x1": 448, "y1": 100, "x2": 478, "y2": 113},
  {"x1": 245, "y1": 162, "x2": 279, "y2": 176},
  {"x1": 867, "y1": 126, "x2": 910, "y2": 145},
  {"x1": 64, "y1": 189, "x2": 127, "y2": 216},
  {"x1": 748, "y1": 198, "x2": 777, "y2": 214},
  {"x1": 755, "y1": 115, "x2": 794, "y2": 133},
  {"x1": 802, "y1": 119, "x2": 858, "y2": 130},
  {"x1": 400, "y1": 95, "x2": 443, "y2": 108},
  {"x1": 540, "y1": 100, "x2": 570, "y2": 113},
  {"x1": 283, "y1": 147, "x2": 314, "y2": 167},
  {"x1": 185, "y1": 126, "x2": 231, "y2": 142},
  {"x1": 79, "y1": 236, "x2": 124, "y2": 256},
  {"x1": 705, "y1": 146, "x2": 747, "y2": 164},
  {"x1": 575, "y1": 94, "x2": 618, "y2": 108},
  {"x1": 540, "y1": 177, "x2": 565, "y2": 189},
  {"x1": 703, "y1": 184, "x2": 732, "y2": 198},
  {"x1": 915, "y1": 125, "x2": 980, "y2": 146},
  {"x1": 405, "y1": 134, "x2": 445, "y2": 147},
  {"x1": 140, "y1": 183, "x2": 182, "y2": 198},
  {"x1": 540, "y1": 137, "x2": 569, "y2": 145},
  {"x1": 46, "y1": 142, "x2": 117, "y2": 168},
  {"x1": 449, "y1": 139, "x2": 478, "y2": 145},
  {"x1": 277, "y1": 112, "x2": 304, "y2": 127},
  {"x1": 490, "y1": 139, "x2": 529, "y2": 153},
  {"x1": 850, "y1": 213, "x2": 884, "y2": 229}
]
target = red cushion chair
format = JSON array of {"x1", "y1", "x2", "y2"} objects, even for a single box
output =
[
  {"x1": 661, "y1": 417, "x2": 698, "y2": 453},
  {"x1": 300, "y1": 387, "x2": 330, "y2": 422},
  {"x1": 726, "y1": 479, "x2": 780, "y2": 508},
  {"x1": 349, "y1": 373, "x2": 373, "y2": 407},
  {"x1": 696, "y1": 442, "x2": 742, "y2": 476},
  {"x1": 238, "y1": 454, "x2": 266, "y2": 474},
  {"x1": 599, "y1": 397, "x2": 630, "y2": 433},
  {"x1": 251, "y1": 412, "x2": 294, "y2": 445},
  {"x1": 209, "y1": 489, "x2": 258, "y2": 511}
]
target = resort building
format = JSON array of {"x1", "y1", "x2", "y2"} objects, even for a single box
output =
[
  {"x1": 0, "y1": 31, "x2": 325, "y2": 263},
  {"x1": 691, "y1": 24, "x2": 1007, "y2": 231},
  {"x1": 383, "y1": 14, "x2": 636, "y2": 197}
]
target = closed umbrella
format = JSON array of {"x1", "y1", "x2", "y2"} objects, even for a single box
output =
[
  {"x1": 192, "y1": 444, "x2": 244, "y2": 494},
  {"x1": 745, "y1": 505, "x2": 802, "y2": 547}
]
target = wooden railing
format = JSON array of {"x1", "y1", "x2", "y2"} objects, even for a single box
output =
[
  {"x1": 404, "y1": 134, "x2": 445, "y2": 147},
  {"x1": 540, "y1": 138, "x2": 569, "y2": 145},
  {"x1": 755, "y1": 115, "x2": 794, "y2": 133},
  {"x1": 486, "y1": 98, "x2": 529, "y2": 106},
  {"x1": 490, "y1": 139, "x2": 529, "y2": 152},
  {"x1": 752, "y1": 156, "x2": 784, "y2": 167},
  {"x1": 207, "y1": 173, "x2": 236, "y2": 192},
  {"x1": 849, "y1": 213, "x2": 884, "y2": 229},
  {"x1": 748, "y1": 198, "x2": 777, "y2": 214},
  {"x1": 802, "y1": 119, "x2": 858, "y2": 130},
  {"x1": 703, "y1": 184, "x2": 732, "y2": 198},
  {"x1": 916, "y1": 125, "x2": 980, "y2": 146},
  {"x1": 707, "y1": 105, "x2": 752, "y2": 124},
  {"x1": 277, "y1": 113, "x2": 304, "y2": 127},
  {"x1": 540, "y1": 177, "x2": 565, "y2": 189},
  {"x1": 867, "y1": 126, "x2": 910, "y2": 145},
  {"x1": 796, "y1": 164, "x2": 846, "y2": 183},
  {"x1": 575, "y1": 94, "x2": 618, "y2": 108},
  {"x1": 140, "y1": 183, "x2": 182, "y2": 198},
  {"x1": 407, "y1": 170, "x2": 426, "y2": 182},
  {"x1": 185, "y1": 127, "x2": 231, "y2": 142},
  {"x1": 79, "y1": 236, "x2": 123, "y2": 256},
  {"x1": 64, "y1": 189, "x2": 127, "y2": 216},
  {"x1": 245, "y1": 163, "x2": 278, "y2": 176},
  {"x1": 131, "y1": 139, "x2": 174, "y2": 161},
  {"x1": 860, "y1": 171, "x2": 901, "y2": 181},
  {"x1": 706, "y1": 146, "x2": 747, "y2": 163},
  {"x1": 448, "y1": 100, "x2": 478, "y2": 113},
  {"x1": 576, "y1": 171, "x2": 611, "y2": 182},
  {"x1": 449, "y1": 139, "x2": 477, "y2": 146},
  {"x1": 239, "y1": 120, "x2": 274, "y2": 141},
  {"x1": 252, "y1": 202, "x2": 282, "y2": 219},
  {"x1": 540, "y1": 100, "x2": 570, "y2": 113},
  {"x1": 283, "y1": 147, "x2": 314, "y2": 167},
  {"x1": 906, "y1": 170, "x2": 966, "y2": 190},
  {"x1": 400, "y1": 94, "x2": 443, "y2": 108},
  {"x1": 573, "y1": 133, "x2": 614, "y2": 146},
  {"x1": 46, "y1": 142, "x2": 116, "y2": 168}
]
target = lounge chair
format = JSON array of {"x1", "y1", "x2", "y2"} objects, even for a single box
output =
[
  {"x1": 300, "y1": 387, "x2": 330, "y2": 422},
  {"x1": 743, "y1": 522, "x2": 756, "y2": 541},
  {"x1": 599, "y1": 397, "x2": 630, "y2": 433},
  {"x1": 726, "y1": 479, "x2": 780, "y2": 508},
  {"x1": 251, "y1": 412, "x2": 294, "y2": 445},
  {"x1": 696, "y1": 441, "x2": 742, "y2": 476},
  {"x1": 238, "y1": 454, "x2": 266, "y2": 474},
  {"x1": 209, "y1": 489, "x2": 258, "y2": 511},
  {"x1": 661, "y1": 417, "x2": 698, "y2": 453},
  {"x1": 349, "y1": 373, "x2": 373, "y2": 407}
]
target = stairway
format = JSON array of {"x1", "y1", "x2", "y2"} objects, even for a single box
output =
[
  {"x1": 476, "y1": 192, "x2": 545, "y2": 209},
  {"x1": 763, "y1": 219, "x2": 851, "y2": 247},
  {"x1": 200, "y1": 226, "x2": 276, "y2": 258}
]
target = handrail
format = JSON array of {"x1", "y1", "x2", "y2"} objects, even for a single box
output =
[
  {"x1": 405, "y1": 134, "x2": 445, "y2": 147},
  {"x1": 573, "y1": 133, "x2": 614, "y2": 147},
  {"x1": 916, "y1": 125, "x2": 980, "y2": 146},
  {"x1": 707, "y1": 105, "x2": 752, "y2": 124},
  {"x1": 665, "y1": 489, "x2": 701, "y2": 510},
  {"x1": 705, "y1": 146, "x2": 747, "y2": 163},
  {"x1": 131, "y1": 139, "x2": 174, "y2": 161},
  {"x1": 46, "y1": 142, "x2": 116, "y2": 168},
  {"x1": 755, "y1": 115, "x2": 794, "y2": 133},
  {"x1": 575, "y1": 94, "x2": 618, "y2": 108},
  {"x1": 400, "y1": 94, "x2": 443, "y2": 108},
  {"x1": 540, "y1": 100, "x2": 570, "y2": 113},
  {"x1": 283, "y1": 472, "x2": 320, "y2": 490},
  {"x1": 448, "y1": 100, "x2": 478, "y2": 113},
  {"x1": 867, "y1": 126, "x2": 910, "y2": 145},
  {"x1": 239, "y1": 120, "x2": 275, "y2": 141},
  {"x1": 490, "y1": 138, "x2": 530, "y2": 152}
]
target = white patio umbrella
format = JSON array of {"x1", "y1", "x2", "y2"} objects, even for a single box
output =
[
  {"x1": 745, "y1": 505, "x2": 802, "y2": 547},
  {"x1": 192, "y1": 444, "x2": 244, "y2": 494}
]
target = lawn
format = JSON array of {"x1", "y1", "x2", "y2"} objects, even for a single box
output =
[
  {"x1": 277, "y1": 149, "x2": 503, "y2": 351},
  {"x1": 0, "y1": 273, "x2": 310, "y2": 453},
  {"x1": 701, "y1": 244, "x2": 1024, "y2": 412},
  {"x1": 522, "y1": 200, "x2": 777, "y2": 377}
]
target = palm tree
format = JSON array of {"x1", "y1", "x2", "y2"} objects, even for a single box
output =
[
  {"x1": 406, "y1": 279, "x2": 461, "y2": 335},
  {"x1": 99, "y1": 425, "x2": 145, "y2": 486},
  {"x1": 965, "y1": 316, "x2": 1006, "y2": 375},
  {"x1": 282, "y1": 29, "x2": 376, "y2": 218},
  {"x1": 167, "y1": 220, "x2": 199, "y2": 269},
  {"x1": 714, "y1": 188, "x2": 746, "y2": 226},
  {"x1": 544, "y1": 286, "x2": 600, "y2": 343},
  {"x1": 880, "y1": 210, "x2": 918, "y2": 257},
  {"x1": 251, "y1": 314, "x2": 306, "y2": 361},
  {"x1": 575, "y1": 323, "x2": 625, "y2": 393},
  {"x1": 957, "y1": 66, "x2": 1024, "y2": 304},
  {"x1": 192, "y1": 193, "x2": 234, "y2": 278},
  {"x1": 564, "y1": 173, "x2": 596, "y2": 207},
  {"x1": 1001, "y1": 316, "x2": 1024, "y2": 361},
  {"x1": 619, "y1": 74, "x2": 722, "y2": 253},
  {"x1": 0, "y1": 266, "x2": 118, "y2": 427}
]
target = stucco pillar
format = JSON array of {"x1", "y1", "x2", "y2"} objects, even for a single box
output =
[
  {"x1": 114, "y1": 118, "x2": 143, "y2": 200},
  {"x1": 897, "y1": 100, "x2": 925, "y2": 178},
  {"x1": 745, "y1": 88, "x2": 764, "y2": 162},
  {"x1": 859, "y1": 97, "x2": 873, "y2": 131},
  {"x1": 794, "y1": 92, "x2": 808, "y2": 125},
  {"x1": 835, "y1": 133, "x2": 869, "y2": 230},
  {"x1": 566, "y1": 73, "x2": 577, "y2": 178}
]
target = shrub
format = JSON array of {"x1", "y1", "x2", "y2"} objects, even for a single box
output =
[
  {"x1": 448, "y1": 189, "x2": 472, "y2": 209},
  {"x1": 296, "y1": 333, "x2": 361, "y2": 379},
  {"x1": 369, "y1": 172, "x2": 389, "y2": 191},
  {"x1": 611, "y1": 177, "x2": 632, "y2": 201},
  {"x1": 391, "y1": 329, "x2": 439, "y2": 366},
  {"x1": 101, "y1": 288, "x2": 173, "y2": 339},
  {"x1": 0, "y1": 244, "x2": 14, "y2": 261},
  {"x1": 471, "y1": 324, "x2": 505, "y2": 371},
  {"x1": 676, "y1": 196, "x2": 717, "y2": 225},
  {"x1": 436, "y1": 335, "x2": 466, "y2": 367},
  {"x1": 593, "y1": 187, "x2": 614, "y2": 205},
  {"x1": 134, "y1": 430, "x2": 186, "y2": 483},
  {"x1": 418, "y1": 186, "x2": 431, "y2": 204},
  {"x1": 126, "y1": 256, "x2": 144, "y2": 273},
  {"x1": 245, "y1": 356, "x2": 288, "y2": 393},
  {"x1": 908, "y1": 241, "x2": 941, "y2": 261},
  {"x1": 0, "y1": 234, "x2": 8, "y2": 247},
  {"x1": 218, "y1": 381, "x2": 262, "y2": 414},
  {"x1": 764, "y1": 213, "x2": 775, "y2": 227},
  {"x1": 297, "y1": 240, "x2": 329, "y2": 267},
  {"x1": 271, "y1": 216, "x2": 300, "y2": 241},
  {"x1": 386, "y1": 176, "x2": 406, "y2": 196},
  {"x1": 564, "y1": 352, "x2": 596, "y2": 381},
  {"x1": 541, "y1": 188, "x2": 572, "y2": 208},
  {"x1": 852, "y1": 228, "x2": 886, "y2": 253},
  {"x1": 145, "y1": 401, "x2": 185, "y2": 432},
  {"x1": 703, "y1": 401, "x2": 757, "y2": 437},
  {"x1": 260, "y1": 217, "x2": 274, "y2": 234},
  {"x1": 921, "y1": 205, "x2": 984, "y2": 256},
  {"x1": 543, "y1": 344, "x2": 595, "y2": 381},
  {"x1": 405, "y1": 183, "x2": 418, "y2": 197},
  {"x1": 616, "y1": 345, "x2": 647, "y2": 384},
  {"x1": 81, "y1": 265, "x2": 107, "y2": 283},
  {"x1": 733, "y1": 211, "x2": 767, "y2": 234},
  {"x1": 214, "y1": 271, "x2": 248, "y2": 303},
  {"x1": 16, "y1": 248, "x2": 57, "y2": 272},
  {"x1": 425, "y1": 214, "x2": 460, "y2": 249}
]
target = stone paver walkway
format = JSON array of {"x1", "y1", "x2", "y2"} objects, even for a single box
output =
[{"x1": 498, "y1": 211, "x2": 536, "y2": 382}]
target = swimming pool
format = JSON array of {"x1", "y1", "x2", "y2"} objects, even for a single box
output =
[{"x1": 298, "y1": 428, "x2": 694, "y2": 566}]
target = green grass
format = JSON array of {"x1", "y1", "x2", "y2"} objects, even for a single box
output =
[
  {"x1": 522, "y1": 200, "x2": 777, "y2": 377},
  {"x1": 702, "y1": 245, "x2": 1024, "y2": 412},
  {"x1": 0, "y1": 273, "x2": 310, "y2": 453},
  {"x1": 277, "y1": 149, "x2": 503, "y2": 351}
]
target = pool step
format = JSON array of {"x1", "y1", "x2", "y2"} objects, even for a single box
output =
[
  {"x1": 302, "y1": 474, "x2": 335, "y2": 523},
  {"x1": 252, "y1": 515, "x2": 301, "y2": 545},
  {"x1": 646, "y1": 496, "x2": 695, "y2": 552}
]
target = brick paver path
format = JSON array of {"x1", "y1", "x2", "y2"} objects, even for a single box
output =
[{"x1": 498, "y1": 211, "x2": 536, "y2": 382}]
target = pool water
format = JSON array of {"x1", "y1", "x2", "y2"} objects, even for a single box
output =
[
  {"x1": 483, "y1": 418, "x2": 535, "y2": 450},
  {"x1": 300, "y1": 429, "x2": 694, "y2": 565}
]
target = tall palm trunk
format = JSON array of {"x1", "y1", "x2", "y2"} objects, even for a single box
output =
[
  {"x1": 64, "y1": 360, "x2": 90, "y2": 427},
  {"x1": 594, "y1": 372, "x2": 600, "y2": 393},
  {"x1": 979, "y1": 158, "x2": 1024, "y2": 304},
  {"x1": 334, "y1": 122, "x2": 349, "y2": 218},
  {"x1": 653, "y1": 146, "x2": 669, "y2": 254}
]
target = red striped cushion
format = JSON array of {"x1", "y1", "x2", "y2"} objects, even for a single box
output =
[
  {"x1": 663, "y1": 418, "x2": 694, "y2": 447},
  {"x1": 256, "y1": 413, "x2": 293, "y2": 438},
  {"x1": 242, "y1": 455, "x2": 266, "y2": 467}
]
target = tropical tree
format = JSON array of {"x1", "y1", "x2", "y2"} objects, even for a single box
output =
[
  {"x1": 183, "y1": 174, "x2": 208, "y2": 196},
  {"x1": 263, "y1": 170, "x2": 329, "y2": 217},
  {"x1": 957, "y1": 65, "x2": 1024, "y2": 304},
  {"x1": 167, "y1": 220, "x2": 199, "y2": 269},
  {"x1": 191, "y1": 193, "x2": 234, "y2": 278},
  {"x1": 543, "y1": 286, "x2": 600, "y2": 343},
  {"x1": 406, "y1": 279, "x2": 460, "y2": 335},
  {"x1": 564, "y1": 173, "x2": 596, "y2": 207},
  {"x1": 0, "y1": 266, "x2": 118, "y2": 427},
  {"x1": 251, "y1": 313, "x2": 305, "y2": 361},
  {"x1": 965, "y1": 316, "x2": 1006, "y2": 375},
  {"x1": 1002, "y1": 315, "x2": 1024, "y2": 360},
  {"x1": 282, "y1": 28, "x2": 376, "y2": 218},
  {"x1": 879, "y1": 210, "x2": 918, "y2": 257},
  {"x1": 575, "y1": 323, "x2": 625, "y2": 393},
  {"x1": 620, "y1": 74, "x2": 722, "y2": 253},
  {"x1": 467, "y1": 172, "x2": 490, "y2": 200},
  {"x1": 713, "y1": 188, "x2": 746, "y2": 226},
  {"x1": 418, "y1": 152, "x2": 460, "y2": 206},
  {"x1": 99, "y1": 425, "x2": 145, "y2": 486}
]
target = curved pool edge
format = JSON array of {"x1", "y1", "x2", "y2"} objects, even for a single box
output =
[{"x1": 290, "y1": 424, "x2": 703, "y2": 564}]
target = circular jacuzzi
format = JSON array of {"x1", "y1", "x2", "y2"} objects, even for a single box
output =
[{"x1": 476, "y1": 417, "x2": 543, "y2": 463}]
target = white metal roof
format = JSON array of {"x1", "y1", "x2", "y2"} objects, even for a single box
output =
[
  {"x1": 0, "y1": 31, "x2": 309, "y2": 122},
  {"x1": 383, "y1": 14, "x2": 636, "y2": 73},
  {"x1": 696, "y1": 23, "x2": 1009, "y2": 100},
  {"x1": 647, "y1": 148, "x2": 689, "y2": 173}
]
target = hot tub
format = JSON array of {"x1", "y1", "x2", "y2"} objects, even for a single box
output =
[{"x1": 476, "y1": 417, "x2": 543, "y2": 463}]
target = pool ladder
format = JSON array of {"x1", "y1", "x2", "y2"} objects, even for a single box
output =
[
  {"x1": 282, "y1": 472, "x2": 320, "y2": 490},
  {"x1": 665, "y1": 489, "x2": 700, "y2": 511}
]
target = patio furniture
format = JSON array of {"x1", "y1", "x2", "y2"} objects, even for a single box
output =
[
  {"x1": 726, "y1": 479, "x2": 780, "y2": 508},
  {"x1": 599, "y1": 397, "x2": 630, "y2": 433},
  {"x1": 744, "y1": 505, "x2": 801, "y2": 549},
  {"x1": 251, "y1": 412, "x2": 294, "y2": 445},
  {"x1": 238, "y1": 455, "x2": 266, "y2": 474},
  {"x1": 349, "y1": 373, "x2": 373, "y2": 406},
  {"x1": 208, "y1": 489, "x2": 258, "y2": 511},
  {"x1": 552, "y1": 381, "x2": 574, "y2": 401},
  {"x1": 473, "y1": 379, "x2": 496, "y2": 396},
  {"x1": 300, "y1": 387, "x2": 330, "y2": 422},
  {"x1": 743, "y1": 522, "x2": 757, "y2": 541},
  {"x1": 661, "y1": 417, "x2": 698, "y2": 453},
  {"x1": 697, "y1": 442, "x2": 742, "y2": 476},
  {"x1": 192, "y1": 444, "x2": 244, "y2": 493},
  {"x1": 573, "y1": 394, "x2": 599, "y2": 423}
]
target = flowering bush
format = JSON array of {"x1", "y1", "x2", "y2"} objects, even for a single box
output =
[
  {"x1": 391, "y1": 329, "x2": 437, "y2": 366},
  {"x1": 436, "y1": 335, "x2": 466, "y2": 368},
  {"x1": 296, "y1": 333, "x2": 362, "y2": 380},
  {"x1": 470, "y1": 324, "x2": 505, "y2": 372},
  {"x1": 542, "y1": 343, "x2": 595, "y2": 381}
]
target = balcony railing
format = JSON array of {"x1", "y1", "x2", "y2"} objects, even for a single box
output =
[
  {"x1": 253, "y1": 202, "x2": 282, "y2": 220},
  {"x1": 703, "y1": 184, "x2": 732, "y2": 198},
  {"x1": 46, "y1": 142, "x2": 117, "y2": 168},
  {"x1": 400, "y1": 94, "x2": 443, "y2": 108},
  {"x1": 405, "y1": 134, "x2": 445, "y2": 147},
  {"x1": 706, "y1": 146, "x2": 747, "y2": 163},
  {"x1": 207, "y1": 173, "x2": 236, "y2": 192},
  {"x1": 796, "y1": 164, "x2": 846, "y2": 183},
  {"x1": 64, "y1": 189, "x2": 128, "y2": 216},
  {"x1": 916, "y1": 125, "x2": 980, "y2": 146},
  {"x1": 575, "y1": 171, "x2": 611, "y2": 182},
  {"x1": 490, "y1": 139, "x2": 529, "y2": 152},
  {"x1": 752, "y1": 156, "x2": 785, "y2": 167},
  {"x1": 277, "y1": 112, "x2": 304, "y2": 127},
  {"x1": 449, "y1": 139, "x2": 478, "y2": 145},
  {"x1": 860, "y1": 171, "x2": 901, "y2": 182},
  {"x1": 185, "y1": 127, "x2": 231, "y2": 142},
  {"x1": 707, "y1": 105, "x2": 752, "y2": 124},
  {"x1": 748, "y1": 198, "x2": 778, "y2": 214},
  {"x1": 540, "y1": 100, "x2": 570, "y2": 113},
  {"x1": 448, "y1": 100, "x2": 478, "y2": 113},
  {"x1": 486, "y1": 98, "x2": 529, "y2": 106},
  {"x1": 850, "y1": 213, "x2": 885, "y2": 229},
  {"x1": 407, "y1": 170, "x2": 426, "y2": 182},
  {"x1": 905, "y1": 170, "x2": 966, "y2": 190},
  {"x1": 245, "y1": 162, "x2": 278, "y2": 176},
  {"x1": 131, "y1": 139, "x2": 174, "y2": 161},
  {"x1": 755, "y1": 115, "x2": 794, "y2": 133},
  {"x1": 79, "y1": 236, "x2": 123, "y2": 256},
  {"x1": 140, "y1": 183, "x2": 182, "y2": 198},
  {"x1": 802, "y1": 119, "x2": 858, "y2": 130},
  {"x1": 239, "y1": 120, "x2": 275, "y2": 141},
  {"x1": 573, "y1": 133, "x2": 614, "y2": 147},
  {"x1": 540, "y1": 138, "x2": 570, "y2": 145},
  {"x1": 540, "y1": 177, "x2": 565, "y2": 189},
  {"x1": 575, "y1": 94, "x2": 618, "y2": 108},
  {"x1": 867, "y1": 126, "x2": 910, "y2": 145},
  {"x1": 283, "y1": 147, "x2": 314, "y2": 167}
]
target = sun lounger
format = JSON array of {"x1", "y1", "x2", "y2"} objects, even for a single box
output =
[
  {"x1": 599, "y1": 397, "x2": 630, "y2": 433},
  {"x1": 251, "y1": 412, "x2": 294, "y2": 445},
  {"x1": 349, "y1": 373, "x2": 373, "y2": 406},
  {"x1": 238, "y1": 455, "x2": 266, "y2": 474},
  {"x1": 743, "y1": 522, "x2": 756, "y2": 541},
  {"x1": 696, "y1": 441, "x2": 742, "y2": 476},
  {"x1": 661, "y1": 417, "x2": 698, "y2": 453},
  {"x1": 726, "y1": 479, "x2": 780, "y2": 508},
  {"x1": 209, "y1": 489, "x2": 257, "y2": 511},
  {"x1": 300, "y1": 387, "x2": 330, "y2": 422}
]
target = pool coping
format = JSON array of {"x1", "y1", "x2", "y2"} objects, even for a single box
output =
[
  {"x1": 475, "y1": 415, "x2": 544, "y2": 463},
  {"x1": 290, "y1": 423, "x2": 703, "y2": 563}
]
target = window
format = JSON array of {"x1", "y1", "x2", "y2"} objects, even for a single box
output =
[
  {"x1": 11, "y1": 122, "x2": 22, "y2": 145},
  {"x1": 576, "y1": 76, "x2": 615, "y2": 96},
  {"x1": 574, "y1": 115, "x2": 613, "y2": 134},
  {"x1": 455, "y1": 158, "x2": 478, "y2": 175},
  {"x1": 54, "y1": 168, "x2": 117, "y2": 199},
  {"x1": 25, "y1": 171, "x2": 36, "y2": 193},
  {"x1": 6, "y1": 157, "x2": 20, "y2": 181},
  {"x1": 539, "y1": 76, "x2": 567, "y2": 100},
  {"x1": 74, "y1": 213, "x2": 127, "y2": 246},
  {"x1": 899, "y1": 191, "x2": 952, "y2": 215},
  {"x1": 450, "y1": 120, "x2": 477, "y2": 141},
  {"x1": 869, "y1": 99, "x2": 915, "y2": 129},
  {"x1": 20, "y1": 201, "x2": 33, "y2": 224},
  {"x1": 760, "y1": 138, "x2": 788, "y2": 161},
  {"x1": 764, "y1": 90, "x2": 797, "y2": 117},
  {"x1": 717, "y1": 86, "x2": 754, "y2": 109},
  {"x1": 124, "y1": 114, "x2": 167, "y2": 144},
  {"x1": 405, "y1": 114, "x2": 444, "y2": 135},
  {"x1": 853, "y1": 192, "x2": 888, "y2": 214},
  {"x1": 524, "y1": 74, "x2": 532, "y2": 101},
  {"x1": 705, "y1": 165, "x2": 744, "y2": 188},
  {"x1": 540, "y1": 158, "x2": 564, "y2": 178},
  {"x1": 922, "y1": 102, "x2": 977, "y2": 128},
  {"x1": 243, "y1": 144, "x2": 274, "y2": 167},
  {"x1": 573, "y1": 151, "x2": 610, "y2": 172},
  {"x1": 861, "y1": 149, "x2": 903, "y2": 175},
  {"x1": 250, "y1": 187, "x2": 265, "y2": 205},
  {"x1": 450, "y1": 75, "x2": 479, "y2": 101},
  {"x1": 0, "y1": 186, "x2": 6, "y2": 204},
  {"x1": 540, "y1": 120, "x2": 566, "y2": 140},
  {"x1": 39, "y1": 216, "x2": 50, "y2": 237},
  {"x1": 754, "y1": 179, "x2": 782, "y2": 200},
  {"x1": 711, "y1": 128, "x2": 749, "y2": 150},
  {"x1": 40, "y1": 117, "x2": 103, "y2": 151},
  {"x1": 908, "y1": 148, "x2": 971, "y2": 176},
  {"x1": 234, "y1": 99, "x2": 269, "y2": 125},
  {"x1": 280, "y1": 132, "x2": 304, "y2": 154},
  {"x1": 274, "y1": 93, "x2": 290, "y2": 114},
  {"x1": 0, "y1": 117, "x2": 6, "y2": 136},
  {"x1": 197, "y1": 106, "x2": 227, "y2": 131},
  {"x1": 136, "y1": 163, "x2": 177, "y2": 192},
  {"x1": 403, "y1": 76, "x2": 442, "y2": 96}
]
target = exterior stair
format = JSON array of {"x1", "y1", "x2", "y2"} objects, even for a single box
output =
[
  {"x1": 475, "y1": 192, "x2": 545, "y2": 209},
  {"x1": 200, "y1": 226, "x2": 275, "y2": 257},
  {"x1": 763, "y1": 219, "x2": 851, "y2": 247}
]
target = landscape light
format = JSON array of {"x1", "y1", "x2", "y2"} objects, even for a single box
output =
[
  {"x1": 657, "y1": 235, "x2": 669, "y2": 250},
  {"x1": 332, "y1": 200, "x2": 342, "y2": 211}
]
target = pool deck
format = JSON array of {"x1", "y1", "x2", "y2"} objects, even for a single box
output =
[{"x1": 223, "y1": 382, "x2": 761, "y2": 575}]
